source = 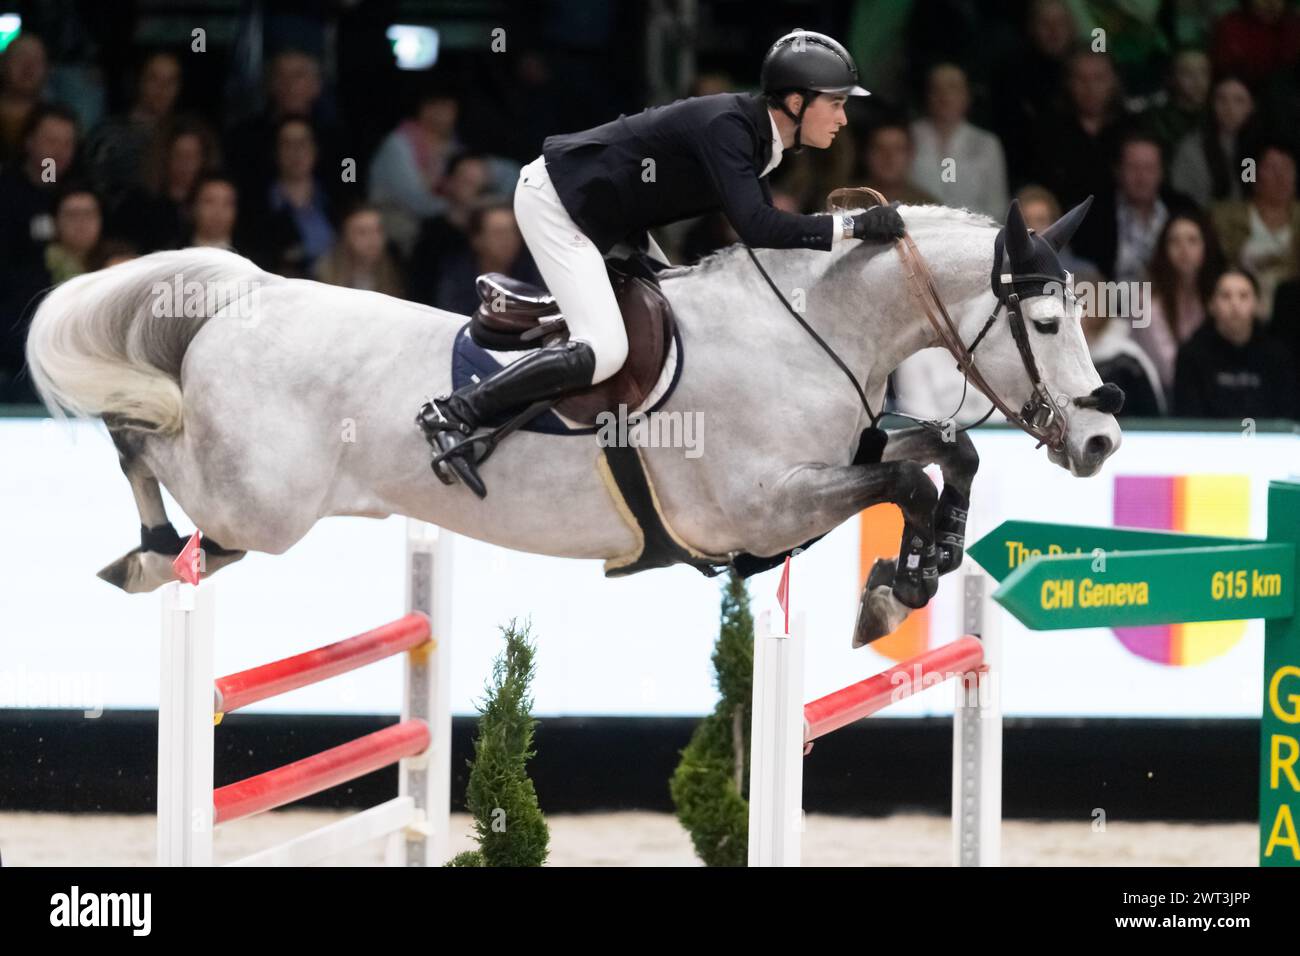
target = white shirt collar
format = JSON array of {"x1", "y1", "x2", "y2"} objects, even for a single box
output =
[{"x1": 761, "y1": 109, "x2": 783, "y2": 178}]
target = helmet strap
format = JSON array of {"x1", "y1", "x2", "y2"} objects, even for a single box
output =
[{"x1": 777, "y1": 90, "x2": 812, "y2": 154}]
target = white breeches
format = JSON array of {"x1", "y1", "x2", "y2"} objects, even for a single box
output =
[{"x1": 513, "y1": 154, "x2": 666, "y2": 385}]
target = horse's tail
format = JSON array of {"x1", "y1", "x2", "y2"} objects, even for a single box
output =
[{"x1": 25, "y1": 248, "x2": 274, "y2": 434}]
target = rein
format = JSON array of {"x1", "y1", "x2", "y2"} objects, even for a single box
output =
[{"x1": 746, "y1": 187, "x2": 1076, "y2": 452}]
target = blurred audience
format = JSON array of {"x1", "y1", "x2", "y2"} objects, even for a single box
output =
[
  {"x1": 1272, "y1": 273, "x2": 1300, "y2": 374},
  {"x1": 1170, "y1": 74, "x2": 1258, "y2": 207},
  {"x1": 316, "y1": 204, "x2": 404, "y2": 297},
  {"x1": 44, "y1": 185, "x2": 102, "y2": 283},
  {"x1": 86, "y1": 238, "x2": 140, "y2": 271},
  {"x1": 908, "y1": 63, "x2": 1008, "y2": 218},
  {"x1": 1140, "y1": 48, "x2": 1212, "y2": 161},
  {"x1": 407, "y1": 151, "x2": 491, "y2": 304},
  {"x1": 245, "y1": 117, "x2": 335, "y2": 277},
  {"x1": 1131, "y1": 211, "x2": 1225, "y2": 398},
  {"x1": 227, "y1": 50, "x2": 346, "y2": 205},
  {"x1": 1211, "y1": 140, "x2": 1300, "y2": 317},
  {"x1": 1033, "y1": 49, "x2": 1126, "y2": 210},
  {"x1": 0, "y1": 104, "x2": 78, "y2": 396},
  {"x1": 1174, "y1": 267, "x2": 1299, "y2": 418},
  {"x1": 189, "y1": 175, "x2": 240, "y2": 251},
  {"x1": 432, "y1": 201, "x2": 539, "y2": 315},
  {"x1": 369, "y1": 88, "x2": 463, "y2": 256},
  {"x1": 1210, "y1": 0, "x2": 1300, "y2": 86},
  {"x1": 991, "y1": 0, "x2": 1077, "y2": 188},
  {"x1": 0, "y1": 34, "x2": 49, "y2": 167},
  {"x1": 84, "y1": 51, "x2": 183, "y2": 202},
  {"x1": 859, "y1": 121, "x2": 936, "y2": 205},
  {"x1": 114, "y1": 117, "x2": 222, "y2": 252},
  {"x1": 1071, "y1": 132, "x2": 1196, "y2": 282}
]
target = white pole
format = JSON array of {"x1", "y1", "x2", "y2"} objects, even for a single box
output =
[
  {"x1": 387, "y1": 519, "x2": 453, "y2": 866},
  {"x1": 157, "y1": 580, "x2": 215, "y2": 866},
  {"x1": 748, "y1": 609, "x2": 806, "y2": 867},
  {"x1": 952, "y1": 570, "x2": 1002, "y2": 866}
]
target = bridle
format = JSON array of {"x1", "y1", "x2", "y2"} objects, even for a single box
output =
[
  {"x1": 825, "y1": 186, "x2": 1089, "y2": 452},
  {"x1": 746, "y1": 188, "x2": 1120, "y2": 453}
]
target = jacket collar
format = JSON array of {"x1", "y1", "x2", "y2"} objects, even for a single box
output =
[{"x1": 743, "y1": 92, "x2": 774, "y2": 173}]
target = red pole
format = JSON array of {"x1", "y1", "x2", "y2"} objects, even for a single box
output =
[
  {"x1": 803, "y1": 636, "x2": 985, "y2": 743},
  {"x1": 213, "y1": 719, "x2": 431, "y2": 824},
  {"x1": 215, "y1": 613, "x2": 431, "y2": 715}
]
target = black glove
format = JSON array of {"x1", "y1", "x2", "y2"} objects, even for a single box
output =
[{"x1": 850, "y1": 205, "x2": 905, "y2": 242}]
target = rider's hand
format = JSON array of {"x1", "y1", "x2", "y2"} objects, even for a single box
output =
[{"x1": 850, "y1": 205, "x2": 905, "y2": 242}]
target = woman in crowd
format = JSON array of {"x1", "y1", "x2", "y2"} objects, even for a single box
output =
[
  {"x1": 1211, "y1": 140, "x2": 1300, "y2": 318},
  {"x1": 44, "y1": 185, "x2": 102, "y2": 283},
  {"x1": 1170, "y1": 74, "x2": 1258, "y2": 208},
  {"x1": 368, "y1": 88, "x2": 463, "y2": 255},
  {"x1": 1174, "y1": 267, "x2": 1299, "y2": 419},
  {"x1": 118, "y1": 117, "x2": 222, "y2": 251},
  {"x1": 315, "y1": 203, "x2": 405, "y2": 297},
  {"x1": 188, "y1": 174, "x2": 241, "y2": 251},
  {"x1": 246, "y1": 116, "x2": 336, "y2": 277},
  {"x1": 1132, "y1": 210, "x2": 1224, "y2": 398}
]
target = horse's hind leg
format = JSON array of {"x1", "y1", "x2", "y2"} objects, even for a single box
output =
[{"x1": 98, "y1": 425, "x2": 246, "y2": 592}]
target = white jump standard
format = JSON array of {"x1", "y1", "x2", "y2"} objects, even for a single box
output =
[
  {"x1": 749, "y1": 571, "x2": 1002, "y2": 866},
  {"x1": 157, "y1": 520, "x2": 453, "y2": 866}
]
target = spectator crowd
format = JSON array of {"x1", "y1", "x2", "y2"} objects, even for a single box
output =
[{"x1": 0, "y1": 0, "x2": 1297, "y2": 424}]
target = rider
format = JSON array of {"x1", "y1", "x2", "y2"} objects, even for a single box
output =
[{"x1": 418, "y1": 29, "x2": 907, "y2": 496}]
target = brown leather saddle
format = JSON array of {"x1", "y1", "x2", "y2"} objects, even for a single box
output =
[{"x1": 469, "y1": 261, "x2": 676, "y2": 426}]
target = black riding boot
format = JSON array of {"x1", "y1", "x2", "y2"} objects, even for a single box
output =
[{"x1": 416, "y1": 339, "x2": 596, "y2": 498}]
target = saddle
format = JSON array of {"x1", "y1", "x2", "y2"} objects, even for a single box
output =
[{"x1": 469, "y1": 258, "x2": 675, "y2": 426}]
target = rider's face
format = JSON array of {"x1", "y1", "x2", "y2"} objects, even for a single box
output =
[{"x1": 798, "y1": 93, "x2": 847, "y2": 149}]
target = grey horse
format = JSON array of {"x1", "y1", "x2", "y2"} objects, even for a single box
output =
[{"x1": 25, "y1": 199, "x2": 1120, "y2": 644}]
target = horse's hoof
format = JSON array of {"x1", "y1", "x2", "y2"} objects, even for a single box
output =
[
  {"x1": 97, "y1": 549, "x2": 140, "y2": 591},
  {"x1": 852, "y1": 584, "x2": 911, "y2": 648},
  {"x1": 96, "y1": 549, "x2": 168, "y2": 593}
]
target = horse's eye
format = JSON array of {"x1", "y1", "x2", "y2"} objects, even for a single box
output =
[{"x1": 1031, "y1": 319, "x2": 1060, "y2": 334}]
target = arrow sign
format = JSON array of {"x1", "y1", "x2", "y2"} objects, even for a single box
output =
[
  {"x1": 969, "y1": 520, "x2": 1255, "y2": 583},
  {"x1": 993, "y1": 543, "x2": 1295, "y2": 630}
]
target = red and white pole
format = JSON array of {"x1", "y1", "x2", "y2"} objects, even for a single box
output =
[{"x1": 213, "y1": 720, "x2": 431, "y2": 824}]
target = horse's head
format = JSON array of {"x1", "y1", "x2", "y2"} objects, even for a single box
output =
[{"x1": 971, "y1": 196, "x2": 1122, "y2": 476}]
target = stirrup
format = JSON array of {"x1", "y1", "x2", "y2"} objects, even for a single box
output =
[
  {"x1": 427, "y1": 399, "x2": 556, "y2": 477},
  {"x1": 415, "y1": 399, "x2": 486, "y2": 494}
]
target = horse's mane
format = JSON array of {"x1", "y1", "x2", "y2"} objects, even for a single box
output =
[{"x1": 657, "y1": 203, "x2": 998, "y2": 280}]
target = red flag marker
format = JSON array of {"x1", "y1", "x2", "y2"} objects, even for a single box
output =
[
  {"x1": 775, "y1": 556, "x2": 791, "y2": 634},
  {"x1": 172, "y1": 530, "x2": 203, "y2": 585}
]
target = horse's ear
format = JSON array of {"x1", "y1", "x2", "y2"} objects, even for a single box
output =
[
  {"x1": 1004, "y1": 199, "x2": 1034, "y2": 270},
  {"x1": 1039, "y1": 195, "x2": 1094, "y2": 252}
]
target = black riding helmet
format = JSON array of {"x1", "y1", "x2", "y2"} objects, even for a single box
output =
[{"x1": 761, "y1": 29, "x2": 870, "y2": 152}]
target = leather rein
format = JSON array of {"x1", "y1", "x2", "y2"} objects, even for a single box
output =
[{"x1": 746, "y1": 186, "x2": 1082, "y2": 451}]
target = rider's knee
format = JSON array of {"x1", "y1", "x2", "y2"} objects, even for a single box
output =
[{"x1": 588, "y1": 330, "x2": 629, "y2": 385}]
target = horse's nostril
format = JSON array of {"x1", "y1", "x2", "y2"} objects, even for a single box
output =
[{"x1": 1084, "y1": 434, "x2": 1113, "y2": 461}]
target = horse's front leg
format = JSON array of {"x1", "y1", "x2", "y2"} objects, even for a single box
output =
[
  {"x1": 764, "y1": 459, "x2": 940, "y2": 646},
  {"x1": 880, "y1": 425, "x2": 979, "y2": 575}
]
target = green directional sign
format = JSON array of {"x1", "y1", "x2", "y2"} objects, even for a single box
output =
[
  {"x1": 992, "y1": 542, "x2": 1295, "y2": 630},
  {"x1": 969, "y1": 520, "x2": 1254, "y2": 583},
  {"x1": 1261, "y1": 480, "x2": 1300, "y2": 867}
]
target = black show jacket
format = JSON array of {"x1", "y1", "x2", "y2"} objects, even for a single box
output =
[{"x1": 542, "y1": 92, "x2": 834, "y2": 255}]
